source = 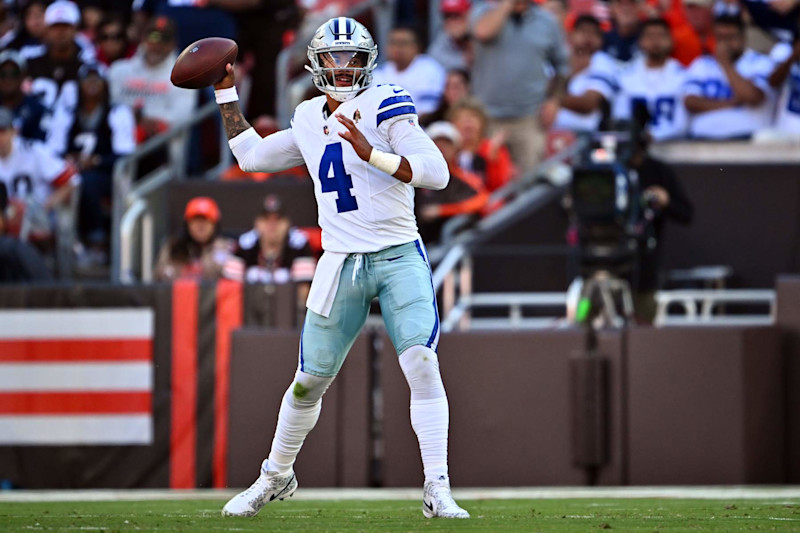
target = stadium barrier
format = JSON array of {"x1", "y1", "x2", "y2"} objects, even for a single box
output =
[
  {"x1": 0, "y1": 281, "x2": 295, "y2": 490},
  {"x1": 1, "y1": 278, "x2": 798, "y2": 488}
]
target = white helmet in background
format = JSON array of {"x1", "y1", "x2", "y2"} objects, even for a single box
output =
[{"x1": 306, "y1": 17, "x2": 378, "y2": 102}]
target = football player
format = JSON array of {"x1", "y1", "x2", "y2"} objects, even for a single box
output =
[
  {"x1": 612, "y1": 18, "x2": 689, "y2": 141},
  {"x1": 214, "y1": 17, "x2": 469, "y2": 519},
  {"x1": 682, "y1": 14, "x2": 774, "y2": 139}
]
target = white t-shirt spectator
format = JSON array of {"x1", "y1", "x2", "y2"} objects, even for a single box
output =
[
  {"x1": 0, "y1": 137, "x2": 77, "y2": 206},
  {"x1": 372, "y1": 54, "x2": 446, "y2": 115},
  {"x1": 682, "y1": 50, "x2": 774, "y2": 139},
  {"x1": 613, "y1": 56, "x2": 689, "y2": 141},
  {"x1": 769, "y1": 42, "x2": 800, "y2": 134},
  {"x1": 553, "y1": 51, "x2": 618, "y2": 132},
  {"x1": 108, "y1": 50, "x2": 197, "y2": 126}
]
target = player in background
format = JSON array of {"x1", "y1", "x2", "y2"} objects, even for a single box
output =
[
  {"x1": 612, "y1": 18, "x2": 689, "y2": 141},
  {"x1": 552, "y1": 14, "x2": 619, "y2": 133},
  {"x1": 213, "y1": 17, "x2": 469, "y2": 519},
  {"x1": 767, "y1": 38, "x2": 800, "y2": 135},
  {"x1": 682, "y1": 14, "x2": 774, "y2": 139}
]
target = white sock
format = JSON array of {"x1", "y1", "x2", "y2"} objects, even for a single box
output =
[
  {"x1": 399, "y1": 345, "x2": 450, "y2": 482},
  {"x1": 265, "y1": 371, "x2": 333, "y2": 475}
]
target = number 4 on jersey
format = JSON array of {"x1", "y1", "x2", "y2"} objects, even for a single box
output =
[{"x1": 319, "y1": 143, "x2": 358, "y2": 213}]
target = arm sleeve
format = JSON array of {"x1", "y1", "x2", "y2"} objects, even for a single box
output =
[
  {"x1": 548, "y1": 19, "x2": 570, "y2": 77},
  {"x1": 386, "y1": 119, "x2": 449, "y2": 190},
  {"x1": 584, "y1": 53, "x2": 620, "y2": 100},
  {"x1": 681, "y1": 60, "x2": 705, "y2": 97},
  {"x1": 35, "y1": 143, "x2": 75, "y2": 188},
  {"x1": 229, "y1": 127, "x2": 306, "y2": 173}
]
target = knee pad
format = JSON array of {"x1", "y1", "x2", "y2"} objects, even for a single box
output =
[
  {"x1": 399, "y1": 345, "x2": 445, "y2": 401},
  {"x1": 287, "y1": 370, "x2": 335, "y2": 408}
]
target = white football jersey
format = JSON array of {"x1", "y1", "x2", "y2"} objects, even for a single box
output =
[
  {"x1": 553, "y1": 51, "x2": 619, "y2": 132},
  {"x1": 290, "y1": 84, "x2": 431, "y2": 253},
  {"x1": 0, "y1": 137, "x2": 74, "y2": 205},
  {"x1": 612, "y1": 57, "x2": 688, "y2": 141},
  {"x1": 769, "y1": 42, "x2": 800, "y2": 134},
  {"x1": 682, "y1": 50, "x2": 775, "y2": 139}
]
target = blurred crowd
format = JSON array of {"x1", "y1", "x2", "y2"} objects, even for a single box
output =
[{"x1": 0, "y1": 0, "x2": 799, "y2": 282}]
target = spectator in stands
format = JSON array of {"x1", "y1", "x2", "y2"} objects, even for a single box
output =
[
  {"x1": 109, "y1": 16, "x2": 197, "y2": 142},
  {"x1": 154, "y1": 196, "x2": 244, "y2": 281},
  {"x1": 603, "y1": 0, "x2": 644, "y2": 62},
  {"x1": 52, "y1": 64, "x2": 135, "y2": 264},
  {"x1": 0, "y1": 107, "x2": 78, "y2": 243},
  {"x1": 236, "y1": 194, "x2": 316, "y2": 306},
  {"x1": 132, "y1": 0, "x2": 238, "y2": 51},
  {"x1": 613, "y1": 18, "x2": 689, "y2": 141},
  {"x1": 26, "y1": 0, "x2": 93, "y2": 112},
  {"x1": 95, "y1": 15, "x2": 136, "y2": 67},
  {"x1": 740, "y1": 0, "x2": 800, "y2": 43},
  {"x1": 0, "y1": 50, "x2": 48, "y2": 142},
  {"x1": 768, "y1": 39, "x2": 800, "y2": 135},
  {"x1": 541, "y1": 0, "x2": 568, "y2": 29},
  {"x1": 420, "y1": 68, "x2": 471, "y2": 127},
  {"x1": 671, "y1": 0, "x2": 716, "y2": 66},
  {"x1": 0, "y1": 181, "x2": 54, "y2": 282},
  {"x1": 552, "y1": 14, "x2": 618, "y2": 134},
  {"x1": 448, "y1": 98, "x2": 515, "y2": 192},
  {"x1": 428, "y1": 0, "x2": 473, "y2": 72},
  {"x1": 0, "y1": 0, "x2": 48, "y2": 55},
  {"x1": 372, "y1": 26, "x2": 446, "y2": 115},
  {"x1": 683, "y1": 15, "x2": 774, "y2": 139},
  {"x1": 471, "y1": 0, "x2": 568, "y2": 175},
  {"x1": 416, "y1": 121, "x2": 488, "y2": 244}
]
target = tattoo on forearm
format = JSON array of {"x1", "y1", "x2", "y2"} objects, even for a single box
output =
[{"x1": 219, "y1": 101, "x2": 252, "y2": 140}]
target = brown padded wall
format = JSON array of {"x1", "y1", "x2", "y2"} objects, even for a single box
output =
[
  {"x1": 378, "y1": 330, "x2": 627, "y2": 487},
  {"x1": 627, "y1": 327, "x2": 784, "y2": 484},
  {"x1": 776, "y1": 276, "x2": 800, "y2": 483},
  {"x1": 227, "y1": 329, "x2": 371, "y2": 488}
]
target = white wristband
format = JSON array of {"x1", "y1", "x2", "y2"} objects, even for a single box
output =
[
  {"x1": 215, "y1": 87, "x2": 238, "y2": 105},
  {"x1": 368, "y1": 148, "x2": 402, "y2": 175}
]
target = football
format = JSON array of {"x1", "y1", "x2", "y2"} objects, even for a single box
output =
[{"x1": 170, "y1": 37, "x2": 238, "y2": 89}]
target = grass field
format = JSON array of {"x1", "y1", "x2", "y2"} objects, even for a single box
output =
[{"x1": 2, "y1": 497, "x2": 799, "y2": 532}]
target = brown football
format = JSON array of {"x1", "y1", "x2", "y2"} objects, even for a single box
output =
[{"x1": 171, "y1": 37, "x2": 238, "y2": 89}]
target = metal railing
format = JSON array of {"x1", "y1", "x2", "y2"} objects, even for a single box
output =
[
  {"x1": 654, "y1": 289, "x2": 776, "y2": 326},
  {"x1": 111, "y1": 100, "x2": 231, "y2": 283}
]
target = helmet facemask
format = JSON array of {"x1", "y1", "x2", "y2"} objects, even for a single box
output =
[{"x1": 306, "y1": 18, "x2": 378, "y2": 102}]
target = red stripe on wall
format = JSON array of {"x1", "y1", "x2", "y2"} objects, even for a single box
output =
[
  {"x1": 0, "y1": 339, "x2": 152, "y2": 362},
  {"x1": 0, "y1": 391, "x2": 151, "y2": 415},
  {"x1": 170, "y1": 280, "x2": 198, "y2": 489},
  {"x1": 213, "y1": 280, "x2": 243, "y2": 488}
]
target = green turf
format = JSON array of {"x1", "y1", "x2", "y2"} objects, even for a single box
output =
[{"x1": 1, "y1": 498, "x2": 799, "y2": 532}]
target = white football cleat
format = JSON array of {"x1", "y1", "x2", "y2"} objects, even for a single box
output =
[
  {"x1": 221, "y1": 465, "x2": 298, "y2": 517},
  {"x1": 422, "y1": 476, "x2": 470, "y2": 519}
]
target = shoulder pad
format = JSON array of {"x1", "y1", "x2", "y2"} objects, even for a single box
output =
[{"x1": 374, "y1": 84, "x2": 416, "y2": 128}]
